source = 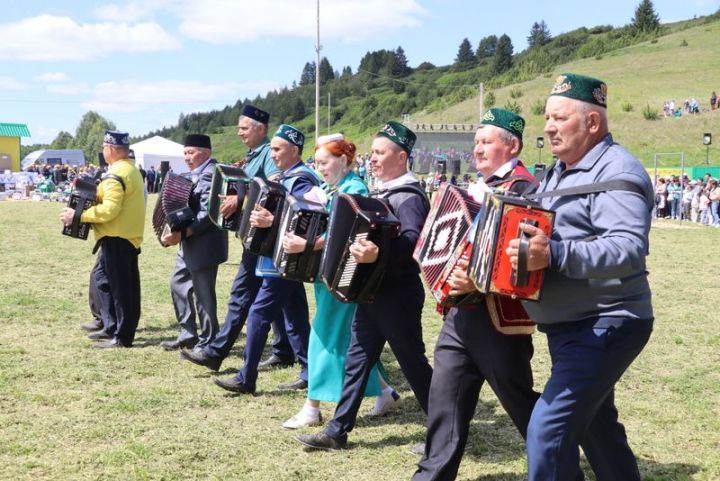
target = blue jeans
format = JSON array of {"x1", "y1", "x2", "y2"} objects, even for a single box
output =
[{"x1": 527, "y1": 317, "x2": 653, "y2": 481}]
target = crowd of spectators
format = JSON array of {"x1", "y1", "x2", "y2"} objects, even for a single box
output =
[
  {"x1": 663, "y1": 92, "x2": 718, "y2": 117},
  {"x1": 655, "y1": 174, "x2": 720, "y2": 226}
]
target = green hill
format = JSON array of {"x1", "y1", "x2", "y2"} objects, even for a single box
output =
[
  {"x1": 414, "y1": 18, "x2": 720, "y2": 168},
  {"x1": 161, "y1": 14, "x2": 719, "y2": 171}
]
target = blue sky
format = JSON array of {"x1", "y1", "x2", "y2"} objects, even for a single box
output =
[{"x1": 1, "y1": 0, "x2": 717, "y2": 145}]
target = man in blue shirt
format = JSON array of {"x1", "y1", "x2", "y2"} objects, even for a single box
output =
[{"x1": 507, "y1": 73, "x2": 654, "y2": 481}]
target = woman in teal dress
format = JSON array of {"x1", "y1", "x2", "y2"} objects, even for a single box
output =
[{"x1": 282, "y1": 134, "x2": 400, "y2": 429}]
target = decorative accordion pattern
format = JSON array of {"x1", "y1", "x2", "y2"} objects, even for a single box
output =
[
  {"x1": 151, "y1": 173, "x2": 194, "y2": 247},
  {"x1": 319, "y1": 193, "x2": 401, "y2": 303},
  {"x1": 272, "y1": 196, "x2": 328, "y2": 282},
  {"x1": 62, "y1": 178, "x2": 97, "y2": 240},
  {"x1": 413, "y1": 184, "x2": 483, "y2": 299},
  {"x1": 468, "y1": 193, "x2": 554, "y2": 301},
  {"x1": 208, "y1": 164, "x2": 248, "y2": 231},
  {"x1": 237, "y1": 178, "x2": 286, "y2": 256}
]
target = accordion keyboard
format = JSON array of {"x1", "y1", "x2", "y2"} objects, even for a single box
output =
[{"x1": 337, "y1": 232, "x2": 368, "y2": 288}]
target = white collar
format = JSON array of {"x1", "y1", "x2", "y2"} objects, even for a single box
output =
[{"x1": 376, "y1": 171, "x2": 417, "y2": 190}]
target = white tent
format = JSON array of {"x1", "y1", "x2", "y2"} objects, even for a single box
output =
[
  {"x1": 130, "y1": 136, "x2": 188, "y2": 174},
  {"x1": 21, "y1": 149, "x2": 85, "y2": 170}
]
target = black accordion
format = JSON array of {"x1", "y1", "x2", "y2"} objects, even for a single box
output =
[
  {"x1": 208, "y1": 165, "x2": 248, "y2": 231},
  {"x1": 62, "y1": 178, "x2": 97, "y2": 240},
  {"x1": 151, "y1": 173, "x2": 195, "y2": 247},
  {"x1": 319, "y1": 194, "x2": 400, "y2": 303},
  {"x1": 272, "y1": 196, "x2": 328, "y2": 282},
  {"x1": 237, "y1": 178, "x2": 286, "y2": 256},
  {"x1": 413, "y1": 183, "x2": 483, "y2": 306},
  {"x1": 468, "y1": 193, "x2": 554, "y2": 301}
]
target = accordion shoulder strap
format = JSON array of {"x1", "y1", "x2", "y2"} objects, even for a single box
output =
[
  {"x1": 527, "y1": 179, "x2": 646, "y2": 200},
  {"x1": 382, "y1": 183, "x2": 431, "y2": 212},
  {"x1": 101, "y1": 174, "x2": 126, "y2": 192}
]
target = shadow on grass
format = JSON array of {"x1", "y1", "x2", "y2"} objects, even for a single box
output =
[{"x1": 637, "y1": 458, "x2": 701, "y2": 481}]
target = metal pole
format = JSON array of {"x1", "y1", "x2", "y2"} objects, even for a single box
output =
[
  {"x1": 479, "y1": 83, "x2": 484, "y2": 121},
  {"x1": 537, "y1": 147, "x2": 541, "y2": 165},
  {"x1": 327, "y1": 93, "x2": 331, "y2": 134},
  {"x1": 707, "y1": 145, "x2": 710, "y2": 165},
  {"x1": 314, "y1": 0, "x2": 321, "y2": 143}
]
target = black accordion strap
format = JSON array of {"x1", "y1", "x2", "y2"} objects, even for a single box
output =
[
  {"x1": 486, "y1": 175, "x2": 538, "y2": 189},
  {"x1": 378, "y1": 183, "x2": 430, "y2": 212},
  {"x1": 296, "y1": 213, "x2": 322, "y2": 276},
  {"x1": 527, "y1": 179, "x2": 646, "y2": 200},
  {"x1": 101, "y1": 174, "x2": 126, "y2": 192},
  {"x1": 70, "y1": 192, "x2": 93, "y2": 238}
]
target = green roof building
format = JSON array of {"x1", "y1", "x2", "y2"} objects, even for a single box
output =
[{"x1": 0, "y1": 123, "x2": 32, "y2": 172}]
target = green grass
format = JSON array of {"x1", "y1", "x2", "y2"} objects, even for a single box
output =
[{"x1": 0, "y1": 199, "x2": 719, "y2": 480}]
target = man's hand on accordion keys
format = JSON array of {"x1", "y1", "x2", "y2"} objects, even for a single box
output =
[
  {"x1": 59, "y1": 208, "x2": 76, "y2": 226},
  {"x1": 447, "y1": 257, "x2": 477, "y2": 296},
  {"x1": 249, "y1": 204, "x2": 273, "y2": 228},
  {"x1": 219, "y1": 194, "x2": 238, "y2": 218},
  {"x1": 350, "y1": 238, "x2": 379, "y2": 264},
  {"x1": 506, "y1": 222, "x2": 550, "y2": 272}
]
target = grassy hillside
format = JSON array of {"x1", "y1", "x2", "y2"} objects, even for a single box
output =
[
  {"x1": 414, "y1": 19, "x2": 720, "y2": 168},
  {"x1": 206, "y1": 17, "x2": 720, "y2": 169}
]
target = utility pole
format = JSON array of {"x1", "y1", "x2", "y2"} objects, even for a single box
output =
[
  {"x1": 479, "y1": 82, "x2": 484, "y2": 121},
  {"x1": 315, "y1": 0, "x2": 321, "y2": 143},
  {"x1": 327, "y1": 93, "x2": 331, "y2": 133}
]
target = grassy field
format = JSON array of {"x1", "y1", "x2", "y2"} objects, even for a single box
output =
[{"x1": 0, "y1": 198, "x2": 719, "y2": 481}]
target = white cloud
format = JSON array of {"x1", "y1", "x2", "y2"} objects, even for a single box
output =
[
  {"x1": 0, "y1": 76, "x2": 28, "y2": 90},
  {"x1": 81, "y1": 79, "x2": 279, "y2": 113},
  {"x1": 93, "y1": 0, "x2": 180, "y2": 22},
  {"x1": 35, "y1": 72, "x2": 69, "y2": 82},
  {"x1": 0, "y1": 15, "x2": 181, "y2": 61},
  {"x1": 46, "y1": 83, "x2": 90, "y2": 95},
  {"x1": 176, "y1": 0, "x2": 426, "y2": 43}
]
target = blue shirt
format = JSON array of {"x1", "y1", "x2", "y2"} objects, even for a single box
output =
[
  {"x1": 244, "y1": 138, "x2": 281, "y2": 180},
  {"x1": 522, "y1": 134, "x2": 654, "y2": 324}
]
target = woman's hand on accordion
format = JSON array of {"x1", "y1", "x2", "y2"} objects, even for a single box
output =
[
  {"x1": 219, "y1": 194, "x2": 238, "y2": 217},
  {"x1": 350, "y1": 238, "x2": 379, "y2": 264},
  {"x1": 59, "y1": 208, "x2": 75, "y2": 226},
  {"x1": 506, "y1": 223, "x2": 550, "y2": 272},
  {"x1": 249, "y1": 205, "x2": 273, "y2": 228},
  {"x1": 448, "y1": 257, "x2": 477, "y2": 295}
]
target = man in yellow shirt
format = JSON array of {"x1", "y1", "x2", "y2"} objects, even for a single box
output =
[{"x1": 60, "y1": 130, "x2": 145, "y2": 348}]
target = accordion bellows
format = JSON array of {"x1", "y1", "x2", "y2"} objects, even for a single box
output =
[
  {"x1": 62, "y1": 178, "x2": 97, "y2": 240},
  {"x1": 152, "y1": 173, "x2": 194, "y2": 247},
  {"x1": 413, "y1": 183, "x2": 483, "y2": 305},
  {"x1": 208, "y1": 164, "x2": 248, "y2": 231},
  {"x1": 237, "y1": 178, "x2": 286, "y2": 256},
  {"x1": 319, "y1": 193, "x2": 401, "y2": 303}
]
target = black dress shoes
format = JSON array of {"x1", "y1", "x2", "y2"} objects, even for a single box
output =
[
  {"x1": 179, "y1": 348, "x2": 222, "y2": 371},
  {"x1": 277, "y1": 378, "x2": 308, "y2": 391},
  {"x1": 93, "y1": 338, "x2": 129, "y2": 349},
  {"x1": 80, "y1": 320, "x2": 104, "y2": 332},
  {"x1": 88, "y1": 330, "x2": 113, "y2": 341},
  {"x1": 159, "y1": 339, "x2": 197, "y2": 351},
  {"x1": 295, "y1": 432, "x2": 348, "y2": 451},
  {"x1": 213, "y1": 376, "x2": 255, "y2": 394},
  {"x1": 258, "y1": 354, "x2": 294, "y2": 371}
]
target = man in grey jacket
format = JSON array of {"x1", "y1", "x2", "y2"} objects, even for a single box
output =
[
  {"x1": 160, "y1": 134, "x2": 228, "y2": 351},
  {"x1": 507, "y1": 73, "x2": 654, "y2": 481}
]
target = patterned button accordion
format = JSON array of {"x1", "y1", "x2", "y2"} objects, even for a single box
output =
[
  {"x1": 413, "y1": 183, "x2": 483, "y2": 306},
  {"x1": 468, "y1": 193, "x2": 554, "y2": 301},
  {"x1": 208, "y1": 164, "x2": 248, "y2": 231},
  {"x1": 319, "y1": 193, "x2": 401, "y2": 303},
  {"x1": 151, "y1": 173, "x2": 195, "y2": 247},
  {"x1": 237, "y1": 177, "x2": 286, "y2": 256},
  {"x1": 62, "y1": 178, "x2": 97, "y2": 240},
  {"x1": 272, "y1": 196, "x2": 328, "y2": 282}
]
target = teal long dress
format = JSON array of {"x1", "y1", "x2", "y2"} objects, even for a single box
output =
[{"x1": 307, "y1": 171, "x2": 383, "y2": 402}]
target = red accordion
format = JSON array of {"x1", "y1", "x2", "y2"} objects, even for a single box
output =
[
  {"x1": 413, "y1": 184, "x2": 483, "y2": 306},
  {"x1": 468, "y1": 193, "x2": 554, "y2": 301}
]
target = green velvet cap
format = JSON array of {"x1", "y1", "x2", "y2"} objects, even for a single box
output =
[
  {"x1": 376, "y1": 121, "x2": 416, "y2": 154},
  {"x1": 549, "y1": 73, "x2": 607, "y2": 108},
  {"x1": 273, "y1": 124, "x2": 305, "y2": 148},
  {"x1": 480, "y1": 108, "x2": 525, "y2": 141}
]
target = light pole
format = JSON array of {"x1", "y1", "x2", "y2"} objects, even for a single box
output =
[
  {"x1": 536, "y1": 136, "x2": 544, "y2": 164},
  {"x1": 314, "y1": 0, "x2": 321, "y2": 143},
  {"x1": 703, "y1": 132, "x2": 712, "y2": 164}
]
